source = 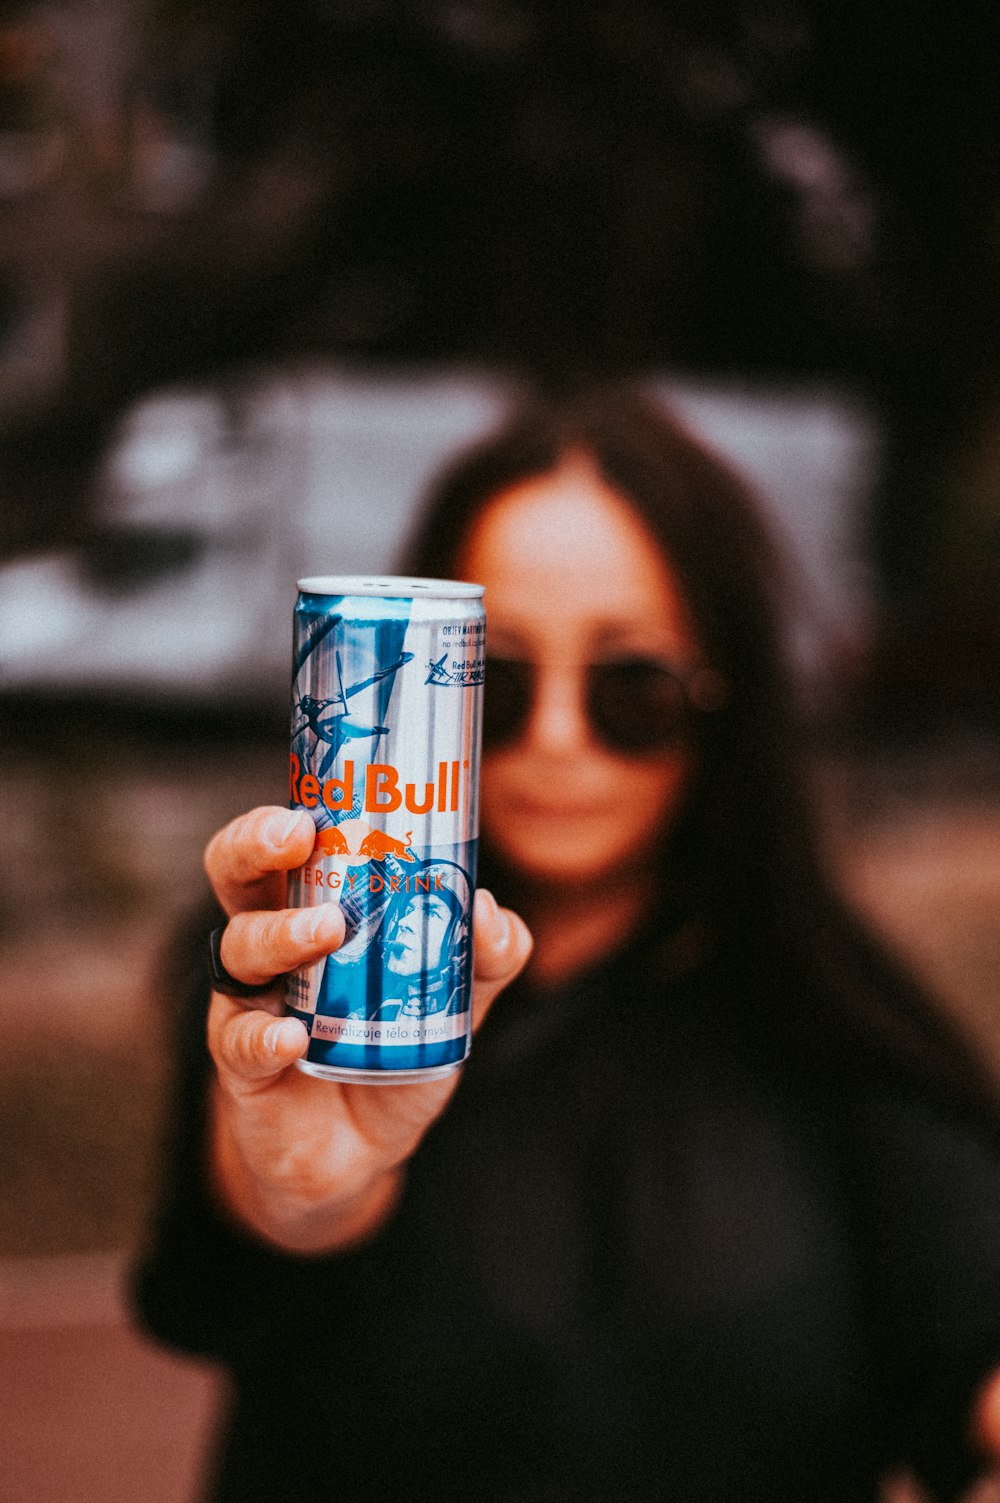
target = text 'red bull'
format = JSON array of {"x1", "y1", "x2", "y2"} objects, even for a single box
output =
[{"x1": 289, "y1": 755, "x2": 468, "y2": 816}]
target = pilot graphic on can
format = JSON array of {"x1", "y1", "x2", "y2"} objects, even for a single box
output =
[{"x1": 375, "y1": 861, "x2": 471, "y2": 1021}]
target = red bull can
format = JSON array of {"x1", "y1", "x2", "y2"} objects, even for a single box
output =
[{"x1": 286, "y1": 576, "x2": 485, "y2": 1083}]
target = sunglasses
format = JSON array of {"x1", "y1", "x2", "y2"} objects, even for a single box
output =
[{"x1": 482, "y1": 652, "x2": 726, "y2": 756}]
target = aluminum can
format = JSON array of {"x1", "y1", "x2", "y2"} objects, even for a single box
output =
[{"x1": 286, "y1": 575, "x2": 485, "y2": 1083}]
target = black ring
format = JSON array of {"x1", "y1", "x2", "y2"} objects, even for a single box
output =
[{"x1": 208, "y1": 926, "x2": 280, "y2": 999}]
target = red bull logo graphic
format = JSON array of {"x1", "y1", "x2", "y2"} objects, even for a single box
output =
[
  {"x1": 312, "y1": 824, "x2": 416, "y2": 862},
  {"x1": 289, "y1": 755, "x2": 467, "y2": 817},
  {"x1": 304, "y1": 817, "x2": 416, "y2": 875},
  {"x1": 314, "y1": 826, "x2": 351, "y2": 858},
  {"x1": 358, "y1": 829, "x2": 416, "y2": 862}
]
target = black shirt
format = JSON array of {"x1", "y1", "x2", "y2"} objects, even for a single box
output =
[{"x1": 134, "y1": 926, "x2": 1000, "y2": 1502}]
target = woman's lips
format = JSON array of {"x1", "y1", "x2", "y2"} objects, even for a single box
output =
[{"x1": 499, "y1": 796, "x2": 609, "y2": 820}]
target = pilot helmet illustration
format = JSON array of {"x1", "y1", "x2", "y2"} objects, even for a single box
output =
[{"x1": 380, "y1": 860, "x2": 471, "y2": 990}]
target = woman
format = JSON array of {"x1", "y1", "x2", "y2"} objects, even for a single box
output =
[{"x1": 135, "y1": 388, "x2": 1000, "y2": 1501}]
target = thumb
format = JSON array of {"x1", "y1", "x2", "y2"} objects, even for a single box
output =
[{"x1": 470, "y1": 888, "x2": 533, "y2": 1030}]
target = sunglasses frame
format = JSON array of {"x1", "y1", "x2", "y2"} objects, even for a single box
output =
[{"x1": 481, "y1": 651, "x2": 727, "y2": 757}]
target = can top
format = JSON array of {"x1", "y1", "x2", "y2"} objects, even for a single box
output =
[{"x1": 297, "y1": 574, "x2": 484, "y2": 599}]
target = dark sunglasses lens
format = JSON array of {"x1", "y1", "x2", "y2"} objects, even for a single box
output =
[
  {"x1": 482, "y1": 656, "x2": 533, "y2": 748},
  {"x1": 587, "y1": 659, "x2": 689, "y2": 752}
]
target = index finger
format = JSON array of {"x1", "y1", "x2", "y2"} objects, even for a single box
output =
[{"x1": 205, "y1": 806, "x2": 316, "y2": 916}]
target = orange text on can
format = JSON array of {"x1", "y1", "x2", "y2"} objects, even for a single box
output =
[{"x1": 289, "y1": 755, "x2": 469, "y2": 816}]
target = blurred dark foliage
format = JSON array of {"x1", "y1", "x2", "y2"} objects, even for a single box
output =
[{"x1": 0, "y1": 0, "x2": 998, "y2": 731}]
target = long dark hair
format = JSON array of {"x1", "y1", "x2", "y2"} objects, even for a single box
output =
[{"x1": 402, "y1": 385, "x2": 998, "y2": 1120}]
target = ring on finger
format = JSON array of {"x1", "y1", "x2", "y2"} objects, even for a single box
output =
[{"x1": 208, "y1": 926, "x2": 282, "y2": 999}]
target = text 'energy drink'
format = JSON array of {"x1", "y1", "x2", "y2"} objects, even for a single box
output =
[{"x1": 286, "y1": 576, "x2": 485, "y2": 1083}]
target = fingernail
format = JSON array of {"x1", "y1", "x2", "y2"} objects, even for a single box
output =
[
  {"x1": 290, "y1": 904, "x2": 341, "y2": 946},
  {"x1": 476, "y1": 888, "x2": 506, "y2": 945},
  {"x1": 263, "y1": 810, "x2": 305, "y2": 849},
  {"x1": 510, "y1": 911, "x2": 532, "y2": 957},
  {"x1": 475, "y1": 889, "x2": 511, "y2": 949},
  {"x1": 265, "y1": 1019, "x2": 303, "y2": 1055}
]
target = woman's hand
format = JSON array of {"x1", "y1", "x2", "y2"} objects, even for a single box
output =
[{"x1": 203, "y1": 806, "x2": 531, "y2": 1255}]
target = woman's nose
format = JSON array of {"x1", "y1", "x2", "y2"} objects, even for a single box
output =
[{"x1": 523, "y1": 664, "x2": 592, "y2": 754}]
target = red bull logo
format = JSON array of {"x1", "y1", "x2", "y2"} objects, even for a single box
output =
[
  {"x1": 289, "y1": 755, "x2": 467, "y2": 817},
  {"x1": 304, "y1": 817, "x2": 416, "y2": 870},
  {"x1": 314, "y1": 826, "x2": 351, "y2": 858},
  {"x1": 358, "y1": 829, "x2": 416, "y2": 863}
]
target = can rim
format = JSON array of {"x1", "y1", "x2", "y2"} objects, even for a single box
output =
[{"x1": 297, "y1": 575, "x2": 484, "y2": 599}]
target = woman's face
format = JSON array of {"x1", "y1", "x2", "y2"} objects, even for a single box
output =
[{"x1": 457, "y1": 459, "x2": 702, "y2": 892}]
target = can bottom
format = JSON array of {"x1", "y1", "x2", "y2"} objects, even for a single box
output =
[{"x1": 295, "y1": 1059, "x2": 463, "y2": 1086}]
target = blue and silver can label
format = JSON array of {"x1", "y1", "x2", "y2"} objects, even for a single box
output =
[{"x1": 286, "y1": 575, "x2": 485, "y2": 1083}]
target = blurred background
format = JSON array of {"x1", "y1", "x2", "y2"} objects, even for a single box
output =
[{"x1": 0, "y1": 2, "x2": 998, "y2": 1499}]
